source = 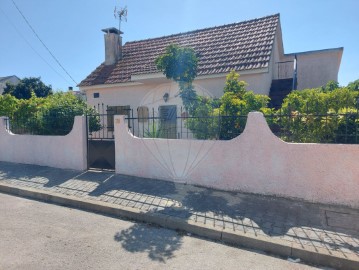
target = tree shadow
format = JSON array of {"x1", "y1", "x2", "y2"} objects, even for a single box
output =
[
  {"x1": 177, "y1": 188, "x2": 359, "y2": 254},
  {"x1": 89, "y1": 174, "x2": 177, "y2": 198},
  {"x1": 180, "y1": 189, "x2": 324, "y2": 236},
  {"x1": 0, "y1": 161, "x2": 82, "y2": 188},
  {"x1": 114, "y1": 223, "x2": 183, "y2": 262}
]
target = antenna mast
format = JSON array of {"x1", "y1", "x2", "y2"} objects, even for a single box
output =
[{"x1": 114, "y1": 4, "x2": 128, "y2": 33}]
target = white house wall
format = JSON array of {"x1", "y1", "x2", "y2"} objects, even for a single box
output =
[
  {"x1": 84, "y1": 71, "x2": 272, "y2": 113},
  {"x1": 271, "y1": 29, "x2": 284, "y2": 80}
]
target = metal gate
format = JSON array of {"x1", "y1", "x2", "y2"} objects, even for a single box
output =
[{"x1": 86, "y1": 112, "x2": 115, "y2": 170}]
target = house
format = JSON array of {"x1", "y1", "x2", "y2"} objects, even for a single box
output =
[
  {"x1": 79, "y1": 14, "x2": 343, "y2": 128},
  {"x1": 0, "y1": 75, "x2": 20, "y2": 95}
]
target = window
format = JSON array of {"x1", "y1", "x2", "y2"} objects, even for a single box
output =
[
  {"x1": 93, "y1": 93, "x2": 100, "y2": 98},
  {"x1": 137, "y1": 106, "x2": 149, "y2": 122},
  {"x1": 159, "y1": 105, "x2": 177, "y2": 139},
  {"x1": 106, "y1": 105, "x2": 131, "y2": 131}
]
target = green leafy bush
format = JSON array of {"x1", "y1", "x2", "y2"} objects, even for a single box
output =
[
  {"x1": 1, "y1": 92, "x2": 101, "y2": 135},
  {"x1": 186, "y1": 70, "x2": 269, "y2": 140},
  {"x1": 273, "y1": 82, "x2": 359, "y2": 143}
]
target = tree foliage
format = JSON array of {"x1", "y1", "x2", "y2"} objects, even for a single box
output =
[
  {"x1": 347, "y1": 79, "x2": 359, "y2": 91},
  {"x1": 155, "y1": 44, "x2": 198, "y2": 83},
  {"x1": 187, "y1": 70, "x2": 269, "y2": 139},
  {"x1": 0, "y1": 92, "x2": 100, "y2": 135},
  {"x1": 274, "y1": 81, "x2": 359, "y2": 143},
  {"x1": 155, "y1": 44, "x2": 199, "y2": 113},
  {"x1": 0, "y1": 94, "x2": 20, "y2": 118},
  {"x1": 3, "y1": 77, "x2": 53, "y2": 99}
]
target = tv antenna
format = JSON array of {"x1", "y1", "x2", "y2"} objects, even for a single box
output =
[{"x1": 114, "y1": 4, "x2": 127, "y2": 33}]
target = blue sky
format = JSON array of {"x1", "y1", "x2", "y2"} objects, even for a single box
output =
[{"x1": 0, "y1": 0, "x2": 358, "y2": 91}]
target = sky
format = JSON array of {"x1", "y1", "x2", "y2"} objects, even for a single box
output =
[{"x1": 0, "y1": 0, "x2": 358, "y2": 91}]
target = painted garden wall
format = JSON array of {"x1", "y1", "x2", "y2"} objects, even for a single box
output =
[
  {"x1": 115, "y1": 113, "x2": 359, "y2": 208},
  {"x1": 0, "y1": 116, "x2": 87, "y2": 171}
]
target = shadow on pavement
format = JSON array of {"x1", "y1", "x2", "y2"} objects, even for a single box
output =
[
  {"x1": 180, "y1": 189, "x2": 323, "y2": 236},
  {"x1": 89, "y1": 174, "x2": 177, "y2": 198},
  {"x1": 177, "y1": 189, "x2": 359, "y2": 254},
  {"x1": 114, "y1": 223, "x2": 183, "y2": 262},
  {"x1": 0, "y1": 162, "x2": 81, "y2": 187},
  {"x1": 1, "y1": 161, "x2": 358, "y2": 255}
]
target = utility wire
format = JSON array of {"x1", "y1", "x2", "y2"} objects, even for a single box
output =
[
  {"x1": 11, "y1": 0, "x2": 78, "y2": 85},
  {"x1": 0, "y1": 6, "x2": 72, "y2": 85}
]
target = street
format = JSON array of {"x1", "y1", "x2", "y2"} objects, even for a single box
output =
[{"x1": 0, "y1": 193, "x2": 324, "y2": 270}]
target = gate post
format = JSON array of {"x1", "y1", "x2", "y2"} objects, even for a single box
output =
[{"x1": 78, "y1": 115, "x2": 88, "y2": 171}]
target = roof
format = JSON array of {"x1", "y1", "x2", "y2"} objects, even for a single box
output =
[
  {"x1": 0, "y1": 75, "x2": 20, "y2": 83},
  {"x1": 79, "y1": 14, "x2": 279, "y2": 87},
  {"x1": 285, "y1": 47, "x2": 344, "y2": 56}
]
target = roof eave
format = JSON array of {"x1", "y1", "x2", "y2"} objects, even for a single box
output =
[
  {"x1": 284, "y1": 47, "x2": 344, "y2": 57},
  {"x1": 79, "y1": 81, "x2": 144, "y2": 91}
]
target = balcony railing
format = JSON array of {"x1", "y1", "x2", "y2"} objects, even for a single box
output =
[{"x1": 275, "y1": 61, "x2": 294, "y2": 80}]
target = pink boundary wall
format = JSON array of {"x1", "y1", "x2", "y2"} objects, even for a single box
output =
[
  {"x1": 0, "y1": 116, "x2": 87, "y2": 171},
  {"x1": 115, "y1": 113, "x2": 359, "y2": 208}
]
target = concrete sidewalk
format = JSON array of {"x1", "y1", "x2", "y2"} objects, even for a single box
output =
[{"x1": 0, "y1": 161, "x2": 358, "y2": 269}]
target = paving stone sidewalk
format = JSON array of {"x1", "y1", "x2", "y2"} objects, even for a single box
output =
[{"x1": 0, "y1": 161, "x2": 358, "y2": 264}]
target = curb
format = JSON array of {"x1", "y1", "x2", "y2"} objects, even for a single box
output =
[{"x1": 0, "y1": 182, "x2": 358, "y2": 270}]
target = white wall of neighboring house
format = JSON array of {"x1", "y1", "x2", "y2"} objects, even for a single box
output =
[
  {"x1": 278, "y1": 49, "x2": 343, "y2": 90},
  {"x1": 292, "y1": 49, "x2": 342, "y2": 90}
]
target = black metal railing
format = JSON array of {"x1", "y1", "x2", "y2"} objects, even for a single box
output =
[
  {"x1": 124, "y1": 107, "x2": 247, "y2": 140},
  {"x1": 4, "y1": 104, "x2": 358, "y2": 144},
  {"x1": 265, "y1": 110, "x2": 359, "y2": 144},
  {"x1": 275, "y1": 61, "x2": 294, "y2": 80},
  {"x1": 123, "y1": 106, "x2": 359, "y2": 144},
  {"x1": 4, "y1": 111, "x2": 77, "y2": 136}
]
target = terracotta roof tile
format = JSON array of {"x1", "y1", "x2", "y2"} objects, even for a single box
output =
[{"x1": 79, "y1": 14, "x2": 279, "y2": 87}]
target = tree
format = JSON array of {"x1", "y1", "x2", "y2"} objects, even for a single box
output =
[
  {"x1": 155, "y1": 44, "x2": 199, "y2": 113},
  {"x1": 223, "y1": 70, "x2": 247, "y2": 97},
  {"x1": 347, "y1": 79, "x2": 359, "y2": 91},
  {"x1": 38, "y1": 92, "x2": 97, "y2": 135},
  {"x1": 275, "y1": 81, "x2": 359, "y2": 143},
  {"x1": 186, "y1": 70, "x2": 269, "y2": 140},
  {"x1": 3, "y1": 77, "x2": 53, "y2": 99},
  {"x1": 215, "y1": 71, "x2": 269, "y2": 139},
  {"x1": 321, "y1": 80, "x2": 339, "y2": 92},
  {"x1": 0, "y1": 94, "x2": 20, "y2": 118},
  {"x1": 2, "y1": 92, "x2": 100, "y2": 135}
]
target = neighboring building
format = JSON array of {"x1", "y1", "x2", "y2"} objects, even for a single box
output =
[
  {"x1": 0, "y1": 75, "x2": 20, "y2": 95},
  {"x1": 79, "y1": 13, "x2": 343, "y2": 116},
  {"x1": 68, "y1": 87, "x2": 86, "y2": 100}
]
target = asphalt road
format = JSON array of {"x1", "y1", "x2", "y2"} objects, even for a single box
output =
[{"x1": 0, "y1": 193, "x2": 325, "y2": 270}]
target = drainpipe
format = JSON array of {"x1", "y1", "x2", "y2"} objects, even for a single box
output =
[{"x1": 292, "y1": 55, "x2": 297, "y2": 90}]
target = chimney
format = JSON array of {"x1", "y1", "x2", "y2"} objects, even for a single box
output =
[{"x1": 102, "y1": 27, "x2": 123, "y2": 65}]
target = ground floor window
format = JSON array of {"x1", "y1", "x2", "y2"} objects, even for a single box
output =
[
  {"x1": 106, "y1": 105, "x2": 131, "y2": 131},
  {"x1": 159, "y1": 105, "x2": 177, "y2": 139}
]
